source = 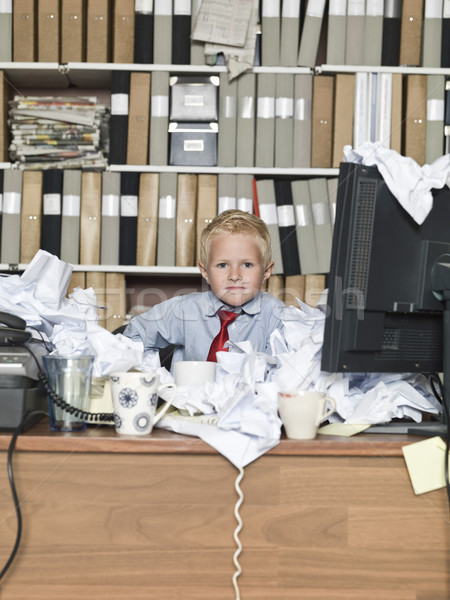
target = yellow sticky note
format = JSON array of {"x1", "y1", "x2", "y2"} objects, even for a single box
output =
[
  {"x1": 402, "y1": 436, "x2": 448, "y2": 495},
  {"x1": 318, "y1": 423, "x2": 371, "y2": 437}
]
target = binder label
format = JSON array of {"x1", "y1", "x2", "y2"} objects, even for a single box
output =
[
  {"x1": 218, "y1": 196, "x2": 237, "y2": 212},
  {"x1": 276, "y1": 97, "x2": 294, "y2": 118},
  {"x1": 347, "y1": 0, "x2": 365, "y2": 16},
  {"x1": 174, "y1": 0, "x2": 191, "y2": 15},
  {"x1": 262, "y1": 0, "x2": 280, "y2": 17},
  {"x1": 121, "y1": 195, "x2": 138, "y2": 217},
  {"x1": 184, "y1": 94, "x2": 205, "y2": 107},
  {"x1": 329, "y1": 0, "x2": 346, "y2": 16},
  {"x1": 111, "y1": 93, "x2": 129, "y2": 116},
  {"x1": 135, "y1": 0, "x2": 154, "y2": 13},
  {"x1": 62, "y1": 194, "x2": 81, "y2": 217},
  {"x1": 159, "y1": 195, "x2": 176, "y2": 219},
  {"x1": 444, "y1": 0, "x2": 450, "y2": 18},
  {"x1": 239, "y1": 96, "x2": 254, "y2": 119},
  {"x1": 365, "y1": 0, "x2": 383, "y2": 17},
  {"x1": 183, "y1": 140, "x2": 204, "y2": 151},
  {"x1": 282, "y1": 0, "x2": 301, "y2": 18},
  {"x1": 102, "y1": 194, "x2": 120, "y2": 217},
  {"x1": 237, "y1": 197, "x2": 253, "y2": 213},
  {"x1": 427, "y1": 99, "x2": 445, "y2": 121},
  {"x1": 155, "y1": 0, "x2": 172, "y2": 15},
  {"x1": 43, "y1": 193, "x2": 61, "y2": 215},
  {"x1": 221, "y1": 95, "x2": 237, "y2": 118},
  {"x1": 257, "y1": 96, "x2": 275, "y2": 119},
  {"x1": 306, "y1": 0, "x2": 326, "y2": 18},
  {"x1": 295, "y1": 204, "x2": 312, "y2": 226},
  {"x1": 312, "y1": 201, "x2": 331, "y2": 225},
  {"x1": 277, "y1": 205, "x2": 295, "y2": 227},
  {"x1": 258, "y1": 203, "x2": 278, "y2": 225},
  {"x1": 0, "y1": 1, "x2": 12, "y2": 13},
  {"x1": 294, "y1": 98, "x2": 312, "y2": 120},
  {"x1": 3, "y1": 192, "x2": 20, "y2": 214},
  {"x1": 151, "y1": 95, "x2": 169, "y2": 117},
  {"x1": 425, "y1": 0, "x2": 443, "y2": 19}
]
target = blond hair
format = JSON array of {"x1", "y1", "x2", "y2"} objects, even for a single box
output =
[{"x1": 199, "y1": 209, "x2": 272, "y2": 267}]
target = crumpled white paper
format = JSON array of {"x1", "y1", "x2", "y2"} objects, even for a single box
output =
[{"x1": 344, "y1": 142, "x2": 450, "y2": 225}]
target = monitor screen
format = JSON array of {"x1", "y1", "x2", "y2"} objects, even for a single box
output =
[{"x1": 321, "y1": 162, "x2": 450, "y2": 426}]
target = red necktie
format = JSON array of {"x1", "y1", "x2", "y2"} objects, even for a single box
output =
[{"x1": 207, "y1": 310, "x2": 239, "y2": 362}]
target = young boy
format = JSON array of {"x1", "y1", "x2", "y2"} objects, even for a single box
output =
[{"x1": 123, "y1": 209, "x2": 287, "y2": 364}]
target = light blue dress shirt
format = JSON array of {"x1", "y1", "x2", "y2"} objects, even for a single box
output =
[{"x1": 123, "y1": 290, "x2": 288, "y2": 363}]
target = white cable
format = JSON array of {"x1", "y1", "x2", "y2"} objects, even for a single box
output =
[{"x1": 232, "y1": 466, "x2": 245, "y2": 600}]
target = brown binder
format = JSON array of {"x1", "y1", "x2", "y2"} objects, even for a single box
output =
[
  {"x1": 105, "y1": 272, "x2": 126, "y2": 332},
  {"x1": 332, "y1": 74, "x2": 355, "y2": 168},
  {"x1": 86, "y1": 271, "x2": 107, "y2": 328},
  {"x1": 267, "y1": 275, "x2": 285, "y2": 303},
  {"x1": 196, "y1": 174, "x2": 217, "y2": 263},
  {"x1": 86, "y1": 0, "x2": 110, "y2": 63},
  {"x1": 127, "y1": 72, "x2": 151, "y2": 165},
  {"x1": 20, "y1": 171, "x2": 43, "y2": 264},
  {"x1": 176, "y1": 174, "x2": 198, "y2": 267},
  {"x1": 136, "y1": 172, "x2": 159, "y2": 266},
  {"x1": 37, "y1": 0, "x2": 59, "y2": 62},
  {"x1": 67, "y1": 271, "x2": 86, "y2": 297},
  {"x1": 13, "y1": 0, "x2": 36, "y2": 62},
  {"x1": 311, "y1": 75, "x2": 334, "y2": 168},
  {"x1": 399, "y1": 0, "x2": 424, "y2": 66},
  {"x1": 304, "y1": 274, "x2": 325, "y2": 307},
  {"x1": 390, "y1": 73, "x2": 403, "y2": 154},
  {"x1": 284, "y1": 275, "x2": 306, "y2": 306},
  {"x1": 61, "y1": 0, "x2": 86, "y2": 63},
  {"x1": 80, "y1": 172, "x2": 102, "y2": 265},
  {"x1": 404, "y1": 75, "x2": 427, "y2": 165},
  {"x1": 0, "y1": 72, "x2": 8, "y2": 162},
  {"x1": 112, "y1": 0, "x2": 134, "y2": 63}
]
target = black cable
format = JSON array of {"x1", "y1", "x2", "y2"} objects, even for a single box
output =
[
  {"x1": 0, "y1": 409, "x2": 48, "y2": 582},
  {"x1": 429, "y1": 373, "x2": 450, "y2": 508}
]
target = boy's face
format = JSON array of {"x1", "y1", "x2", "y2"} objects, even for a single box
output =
[{"x1": 198, "y1": 233, "x2": 274, "y2": 307}]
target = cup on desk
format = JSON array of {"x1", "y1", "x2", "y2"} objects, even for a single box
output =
[
  {"x1": 173, "y1": 361, "x2": 216, "y2": 386},
  {"x1": 42, "y1": 355, "x2": 94, "y2": 432},
  {"x1": 278, "y1": 390, "x2": 336, "y2": 440},
  {"x1": 110, "y1": 371, "x2": 176, "y2": 436}
]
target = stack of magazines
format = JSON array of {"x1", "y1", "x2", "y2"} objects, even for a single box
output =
[{"x1": 8, "y1": 96, "x2": 110, "y2": 169}]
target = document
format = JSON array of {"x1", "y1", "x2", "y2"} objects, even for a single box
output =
[{"x1": 192, "y1": 0, "x2": 254, "y2": 46}]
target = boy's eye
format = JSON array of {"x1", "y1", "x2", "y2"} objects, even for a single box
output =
[
  {"x1": 243, "y1": 262, "x2": 253, "y2": 268},
  {"x1": 217, "y1": 262, "x2": 228, "y2": 268}
]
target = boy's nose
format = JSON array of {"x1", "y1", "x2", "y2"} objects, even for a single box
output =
[{"x1": 228, "y1": 267, "x2": 241, "y2": 281}]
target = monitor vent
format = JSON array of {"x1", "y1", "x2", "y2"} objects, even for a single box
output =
[
  {"x1": 380, "y1": 328, "x2": 443, "y2": 361},
  {"x1": 347, "y1": 179, "x2": 376, "y2": 309}
]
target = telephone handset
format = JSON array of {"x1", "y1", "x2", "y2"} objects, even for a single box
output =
[{"x1": 0, "y1": 311, "x2": 32, "y2": 345}]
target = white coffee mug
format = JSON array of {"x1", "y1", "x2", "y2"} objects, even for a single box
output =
[
  {"x1": 173, "y1": 361, "x2": 216, "y2": 386},
  {"x1": 278, "y1": 390, "x2": 336, "y2": 440},
  {"x1": 110, "y1": 371, "x2": 176, "y2": 435}
]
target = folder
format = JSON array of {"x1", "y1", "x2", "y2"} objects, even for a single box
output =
[
  {"x1": 421, "y1": 0, "x2": 442, "y2": 67},
  {"x1": 60, "y1": 169, "x2": 82, "y2": 264},
  {"x1": 274, "y1": 73, "x2": 294, "y2": 168},
  {"x1": 105, "y1": 272, "x2": 126, "y2": 332},
  {"x1": 196, "y1": 174, "x2": 217, "y2": 263},
  {"x1": 332, "y1": 74, "x2": 355, "y2": 167},
  {"x1": 109, "y1": 70, "x2": 130, "y2": 165},
  {"x1": 345, "y1": 0, "x2": 365, "y2": 65},
  {"x1": 153, "y1": 0, "x2": 172, "y2": 64},
  {"x1": 80, "y1": 171, "x2": 102, "y2": 265},
  {"x1": 0, "y1": 1, "x2": 12, "y2": 61},
  {"x1": 311, "y1": 75, "x2": 334, "y2": 168},
  {"x1": 149, "y1": 70, "x2": 170, "y2": 166},
  {"x1": 425, "y1": 75, "x2": 445, "y2": 163},
  {"x1": 293, "y1": 73, "x2": 312, "y2": 168},
  {"x1": 136, "y1": 172, "x2": 159, "y2": 266},
  {"x1": 13, "y1": 0, "x2": 36, "y2": 62},
  {"x1": 134, "y1": 2, "x2": 153, "y2": 64},
  {"x1": 127, "y1": 71, "x2": 151, "y2": 165},
  {"x1": 86, "y1": 271, "x2": 107, "y2": 327},
  {"x1": 255, "y1": 73, "x2": 276, "y2": 167},
  {"x1": 291, "y1": 179, "x2": 319, "y2": 275},
  {"x1": 274, "y1": 179, "x2": 301, "y2": 276},
  {"x1": 381, "y1": 0, "x2": 402, "y2": 66},
  {"x1": 297, "y1": 0, "x2": 326, "y2": 67},
  {"x1": 217, "y1": 72, "x2": 237, "y2": 167},
  {"x1": 375, "y1": 72, "x2": 392, "y2": 147},
  {"x1": 0, "y1": 72, "x2": 8, "y2": 162},
  {"x1": 41, "y1": 169, "x2": 63, "y2": 259},
  {"x1": 86, "y1": 0, "x2": 110, "y2": 63},
  {"x1": 390, "y1": 73, "x2": 403, "y2": 154},
  {"x1": 60, "y1": 0, "x2": 85, "y2": 63},
  {"x1": 235, "y1": 72, "x2": 256, "y2": 167},
  {"x1": 309, "y1": 178, "x2": 333, "y2": 274},
  {"x1": 156, "y1": 172, "x2": 177, "y2": 267},
  {"x1": 261, "y1": 0, "x2": 280, "y2": 66},
  {"x1": 442, "y1": 2, "x2": 450, "y2": 67},
  {"x1": 172, "y1": 0, "x2": 191, "y2": 64},
  {"x1": 399, "y1": 0, "x2": 424, "y2": 66},
  {"x1": 404, "y1": 75, "x2": 427, "y2": 165},
  {"x1": 236, "y1": 174, "x2": 254, "y2": 214},
  {"x1": 327, "y1": 177, "x2": 338, "y2": 231},
  {"x1": 367, "y1": 72, "x2": 378, "y2": 143},
  {"x1": 100, "y1": 171, "x2": 120, "y2": 266},
  {"x1": 284, "y1": 274, "x2": 305, "y2": 306},
  {"x1": 1, "y1": 170, "x2": 22, "y2": 265},
  {"x1": 175, "y1": 174, "x2": 197, "y2": 267},
  {"x1": 363, "y1": 0, "x2": 384, "y2": 66},
  {"x1": 190, "y1": 0, "x2": 205, "y2": 65},
  {"x1": 255, "y1": 179, "x2": 283, "y2": 275},
  {"x1": 20, "y1": 171, "x2": 42, "y2": 264},
  {"x1": 280, "y1": 0, "x2": 301, "y2": 66},
  {"x1": 353, "y1": 71, "x2": 369, "y2": 150},
  {"x1": 67, "y1": 270, "x2": 85, "y2": 297},
  {"x1": 112, "y1": 0, "x2": 134, "y2": 63},
  {"x1": 37, "y1": 0, "x2": 59, "y2": 62},
  {"x1": 326, "y1": 0, "x2": 347, "y2": 66},
  {"x1": 304, "y1": 273, "x2": 326, "y2": 307},
  {"x1": 218, "y1": 173, "x2": 236, "y2": 214},
  {"x1": 119, "y1": 172, "x2": 139, "y2": 266}
]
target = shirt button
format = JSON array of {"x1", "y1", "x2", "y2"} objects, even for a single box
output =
[{"x1": 231, "y1": 323, "x2": 236, "y2": 329}]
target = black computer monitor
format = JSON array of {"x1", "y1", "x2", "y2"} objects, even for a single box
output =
[{"x1": 321, "y1": 162, "x2": 450, "y2": 434}]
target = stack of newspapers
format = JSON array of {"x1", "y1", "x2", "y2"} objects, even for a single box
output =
[{"x1": 8, "y1": 96, "x2": 110, "y2": 169}]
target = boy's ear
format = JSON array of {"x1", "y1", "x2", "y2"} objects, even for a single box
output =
[
  {"x1": 198, "y1": 262, "x2": 209, "y2": 283},
  {"x1": 263, "y1": 261, "x2": 274, "y2": 283}
]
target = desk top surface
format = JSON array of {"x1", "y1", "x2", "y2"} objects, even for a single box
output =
[{"x1": 0, "y1": 417, "x2": 426, "y2": 457}]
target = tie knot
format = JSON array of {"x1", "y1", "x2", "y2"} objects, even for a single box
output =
[{"x1": 217, "y1": 309, "x2": 239, "y2": 326}]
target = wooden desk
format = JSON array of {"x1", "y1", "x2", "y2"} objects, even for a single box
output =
[{"x1": 0, "y1": 420, "x2": 448, "y2": 600}]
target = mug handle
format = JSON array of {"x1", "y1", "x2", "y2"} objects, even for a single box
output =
[
  {"x1": 153, "y1": 383, "x2": 177, "y2": 425},
  {"x1": 320, "y1": 397, "x2": 336, "y2": 423}
]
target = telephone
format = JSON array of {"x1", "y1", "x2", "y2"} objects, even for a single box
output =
[{"x1": 0, "y1": 311, "x2": 32, "y2": 345}]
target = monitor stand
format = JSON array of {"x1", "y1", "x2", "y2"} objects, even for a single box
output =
[{"x1": 365, "y1": 420, "x2": 446, "y2": 436}]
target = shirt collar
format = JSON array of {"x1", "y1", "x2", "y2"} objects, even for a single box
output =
[{"x1": 203, "y1": 291, "x2": 263, "y2": 317}]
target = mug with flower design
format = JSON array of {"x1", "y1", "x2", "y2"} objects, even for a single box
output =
[{"x1": 109, "y1": 371, "x2": 176, "y2": 435}]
